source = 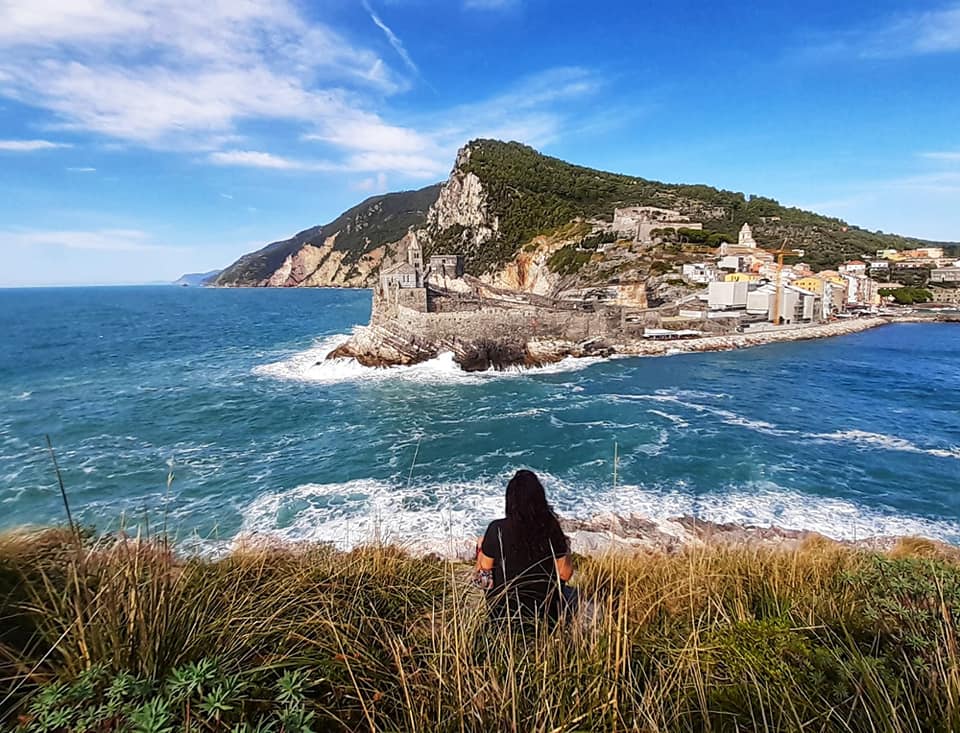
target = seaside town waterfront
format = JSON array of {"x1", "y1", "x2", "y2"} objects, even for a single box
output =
[{"x1": 330, "y1": 211, "x2": 960, "y2": 370}]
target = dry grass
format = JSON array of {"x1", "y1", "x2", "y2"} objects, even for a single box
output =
[{"x1": 1, "y1": 528, "x2": 959, "y2": 732}]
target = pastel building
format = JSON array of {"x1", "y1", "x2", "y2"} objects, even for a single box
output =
[{"x1": 724, "y1": 272, "x2": 761, "y2": 283}]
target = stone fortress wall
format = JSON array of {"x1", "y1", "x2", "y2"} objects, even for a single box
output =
[
  {"x1": 372, "y1": 221, "x2": 724, "y2": 345},
  {"x1": 392, "y1": 304, "x2": 617, "y2": 343}
]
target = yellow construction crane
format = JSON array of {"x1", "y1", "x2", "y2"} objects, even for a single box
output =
[{"x1": 766, "y1": 241, "x2": 805, "y2": 325}]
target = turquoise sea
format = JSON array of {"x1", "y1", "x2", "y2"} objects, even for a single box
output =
[{"x1": 1, "y1": 286, "x2": 958, "y2": 552}]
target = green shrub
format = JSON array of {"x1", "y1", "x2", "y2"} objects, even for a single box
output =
[
  {"x1": 547, "y1": 244, "x2": 593, "y2": 275},
  {"x1": 878, "y1": 286, "x2": 933, "y2": 304}
]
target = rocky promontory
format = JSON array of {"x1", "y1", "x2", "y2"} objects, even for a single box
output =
[
  {"x1": 326, "y1": 320, "x2": 614, "y2": 371},
  {"x1": 325, "y1": 315, "x2": 918, "y2": 372}
]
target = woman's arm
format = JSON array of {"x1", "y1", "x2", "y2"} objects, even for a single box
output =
[
  {"x1": 474, "y1": 535, "x2": 494, "y2": 572},
  {"x1": 555, "y1": 554, "x2": 573, "y2": 582},
  {"x1": 475, "y1": 550, "x2": 494, "y2": 572}
]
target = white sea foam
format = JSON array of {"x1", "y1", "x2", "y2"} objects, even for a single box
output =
[
  {"x1": 233, "y1": 474, "x2": 960, "y2": 556},
  {"x1": 646, "y1": 409, "x2": 690, "y2": 428},
  {"x1": 235, "y1": 478, "x2": 504, "y2": 557},
  {"x1": 808, "y1": 430, "x2": 960, "y2": 460},
  {"x1": 12, "y1": 391, "x2": 32, "y2": 401},
  {"x1": 585, "y1": 480, "x2": 960, "y2": 544},
  {"x1": 253, "y1": 334, "x2": 608, "y2": 385},
  {"x1": 621, "y1": 391, "x2": 959, "y2": 460}
]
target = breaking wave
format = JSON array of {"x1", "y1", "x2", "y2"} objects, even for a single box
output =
[
  {"x1": 233, "y1": 474, "x2": 960, "y2": 556},
  {"x1": 252, "y1": 334, "x2": 609, "y2": 385}
]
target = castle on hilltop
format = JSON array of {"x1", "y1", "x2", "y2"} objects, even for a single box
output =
[{"x1": 612, "y1": 206, "x2": 703, "y2": 244}]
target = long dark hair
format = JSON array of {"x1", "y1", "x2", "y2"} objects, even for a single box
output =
[{"x1": 504, "y1": 470, "x2": 566, "y2": 557}]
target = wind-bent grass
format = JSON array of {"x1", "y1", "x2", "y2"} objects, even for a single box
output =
[{"x1": 1, "y1": 527, "x2": 959, "y2": 732}]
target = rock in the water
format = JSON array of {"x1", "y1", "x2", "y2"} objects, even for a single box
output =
[{"x1": 454, "y1": 339, "x2": 530, "y2": 371}]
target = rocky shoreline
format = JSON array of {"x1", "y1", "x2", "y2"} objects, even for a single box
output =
[
  {"x1": 326, "y1": 315, "x2": 951, "y2": 372},
  {"x1": 447, "y1": 511, "x2": 957, "y2": 562},
  {"x1": 231, "y1": 511, "x2": 955, "y2": 563}
]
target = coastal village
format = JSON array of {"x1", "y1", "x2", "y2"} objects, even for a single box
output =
[{"x1": 372, "y1": 205, "x2": 960, "y2": 345}]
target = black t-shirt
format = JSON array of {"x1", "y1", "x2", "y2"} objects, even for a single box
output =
[{"x1": 480, "y1": 517, "x2": 569, "y2": 619}]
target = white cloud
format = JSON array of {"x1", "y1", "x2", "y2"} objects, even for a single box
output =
[
  {"x1": 209, "y1": 148, "x2": 443, "y2": 178},
  {"x1": 304, "y1": 116, "x2": 431, "y2": 154},
  {"x1": 66, "y1": 166, "x2": 96, "y2": 172},
  {"x1": 0, "y1": 0, "x2": 604, "y2": 183},
  {"x1": 0, "y1": 0, "x2": 408, "y2": 150},
  {"x1": 921, "y1": 151, "x2": 960, "y2": 162},
  {"x1": 344, "y1": 151, "x2": 444, "y2": 178},
  {"x1": 363, "y1": 1, "x2": 419, "y2": 74},
  {"x1": 805, "y1": 3, "x2": 960, "y2": 60},
  {"x1": 887, "y1": 171, "x2": 960, "y2": 194},
  {"x1": 353, "y1": 172, "x2": 389, "y2": 192},
  {"x1": 208, "y1": 150, "x2": 331, "y2": 171},
  {"x1": 0, "y1": 228, "x2": 172, "y2": 252},
  {"x1": 428, "y1": 67, "x2": 603, "y2": 151},
  {"x1": 463, "y1": 0, "x2": 519, "y2": 10},
  {"x1": 0, "y1": 139, "x2": 71, "y2": 151}
]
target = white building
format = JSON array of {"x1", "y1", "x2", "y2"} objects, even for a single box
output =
[
  {"x1": 707, "y1": 281, "x2": 750, "y2": 310},
  {"x1": 840, "y1": 273, "x2": 881, "y2": 306},
  {"x1": 738, "y1": 222, "x2": 757, "y2": 248},
  {"x1": 931, "y1": 267, "x2": 960, "y2": 284},
  {"x1": 681, "y1": 262, "x2": 719, "y2": 284},
  {"x1": 839, "y1": 260, "x2": 868, "y2": 276},
  {"x1": 719, "y1": 254, "x2": 748, "y2": 272},
  {"x1": 745, "y1": 283, "x2": 820, "y2": 323}
]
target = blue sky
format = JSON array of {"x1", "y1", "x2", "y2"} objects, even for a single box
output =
[{"x1": 1, "y1": 0, "x2": 959, "y2": 286}]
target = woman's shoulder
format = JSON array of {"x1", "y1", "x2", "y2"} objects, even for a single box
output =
[{"x1": 484, "y1": 518, "x2": 508, "y2": 533}]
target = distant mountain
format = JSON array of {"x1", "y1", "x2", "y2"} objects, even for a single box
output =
[
  {"x1": 214, "y1": 185, "x2": 441, "y2": 288},
  {"x1": 174, "y1": 270, "x2": 222, "y2": 287}
]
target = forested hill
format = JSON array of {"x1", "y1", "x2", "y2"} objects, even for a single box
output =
[
  {"x1": 445, "y1": 139, "x2": 954, "y2": 271},
  {"x1": 214, "y1": 140, "x2": 954, "y2": 288},
  {"x1": 215, "y1": 185, "x2": 440, "y2": 287}
]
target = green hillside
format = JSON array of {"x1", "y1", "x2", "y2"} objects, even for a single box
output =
[
  {"x1": 439, "y1": 139, "x2": 953, "y2": 273},
  {"x1": 216, "y1": 185, "x2": 440, "y2": 286}
]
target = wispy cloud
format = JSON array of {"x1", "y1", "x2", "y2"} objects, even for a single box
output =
[
  {"x1": 802, "y1": 3, "x2": 960, "y2": 60},
  {"x1": 0, "y1": 228, "x2": 173, "y2": 252},
  {"x1": 209, "y1": 148, "x2": 443, "y2": 179},
  {"x1": 0, "y1": 139, "x2": 71, "y2": 151},
  {"x1": 429, "y1": 66, "x2": 604, "y2": 150},
  {"x1": 463, "y1": 0, "x2": 519, "y2": 10},
  {"x1": 0, "y1": 0, "x2": 409, "y2": 152},
  {"x1": 363, "y1": 1, "x2": 419, "y2": 74},
  {"x1": 887, "y1": 171, "x2": 960, "y2": 194},
  {"x1": 0, "y1": 2, "x2": 605, "y2": 183},
  {"x1": 66, "y1": 166, "x2": 95, "y2": 172},
  {"x1": 208, "y1": 150, "x2": 332, "y2": 171},
  {"x1": 353, "y1": 172, "x2": 389, "y2": 192},
  {"x1": 921, "y1": 151, "x2": 960, "y2": 162}
]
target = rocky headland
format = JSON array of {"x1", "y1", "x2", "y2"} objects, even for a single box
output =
[
  {"x1": 214, "y1": 139, "x2": 956, "y2": 292},
  {"x1": 324, "y1": 315, "x2": 942, "y2": 372}
]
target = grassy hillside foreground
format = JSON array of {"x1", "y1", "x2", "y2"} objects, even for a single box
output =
[{"x1": 1, "y1": 529, "x2": 959, "y2": 732}]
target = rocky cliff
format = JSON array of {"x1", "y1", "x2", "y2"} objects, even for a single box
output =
[{"x1": 214, "y1": 185, "x2": 441, "y2": 287}]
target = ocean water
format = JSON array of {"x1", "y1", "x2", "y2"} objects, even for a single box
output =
[{"x1": 1, "y1": 286, "x2": 958, "y2": 553}]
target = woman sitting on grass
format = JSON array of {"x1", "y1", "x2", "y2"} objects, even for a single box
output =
[{"x1": 474, "y1": 469, "x2": 574, "y2": 623}]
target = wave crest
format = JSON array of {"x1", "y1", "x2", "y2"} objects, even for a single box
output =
[{"x1": 253, "y1": 334, "x2": 608, "y2": 385}]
